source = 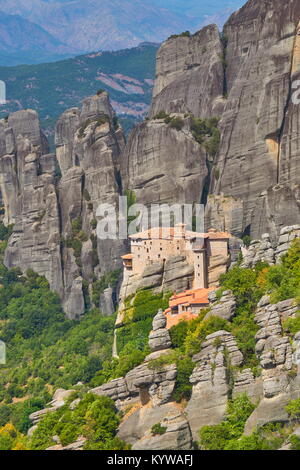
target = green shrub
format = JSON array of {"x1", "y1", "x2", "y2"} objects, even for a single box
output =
[
  {"x1": 153, "y1": 110, "x2": 169, "y2": 120},
  {"x1": 199, "y1": 394, "x2": 255, "y2": 450},
  {"x1": 169, "y1": 117, "x2": 184, "y2": 130},
  {"x1": 29, "y1": 394, "x2": 127, "y2": 451},
  {"x1": 283, "y1": 314, "x2": 300, "y2": 336},
  {"x1": 71, "y1": 217, "x2": 82, "y2": 235},
  {"x1": 264, "y1": 240, "x2": 300, "y2": 303},
  {"x1": 168, "y1": 31, "x2": 190, "y2": 40},
  {"x1": 172, "y1": 357, "x2": 194, "y2": 402},
  {"x1": 286, "y1": 398, "x2": 300, "y2": 420},
  {"x1": 290, "y1": 434, "x2": 300, "y2": 450},
  {"x1": 90, "y1": 219, "x2": 97, "y2": 230},
  {"x1": 185, "y1": 316, "x2": 230, "y2": 356},
  {"x1": 242, "y1": 235, "x2": 251, "y2": 247},
  {"x1": 190, "y1": 117, "x2": 220, "y2": 156},
  {"x1": 151, "y1": 423, "x2": 167, "y2": 435}
]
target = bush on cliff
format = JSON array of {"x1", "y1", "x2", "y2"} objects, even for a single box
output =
[
  {"x1": 264, "y1": 239, "x2": 300, "y2": 303},
  {"x1": 199, "y1": 394, "x2": 255, "y2": 450},
  {"x1": 29, "y1": 394, "x2": 129, "y2": 450}
]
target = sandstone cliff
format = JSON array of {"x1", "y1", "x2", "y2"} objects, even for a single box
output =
[
  {"x1": 206, "y1": 0, "x2": 300, "y2": 240},
  {"x1": 122, "y1": 0, "x2": 300, "y2": 242},
  {"x1": 0, "y1": 92, "x2": 126, "y2": 318},
  {"x1": 34, "y1": 226, "x2": 300, "y2": 450}
]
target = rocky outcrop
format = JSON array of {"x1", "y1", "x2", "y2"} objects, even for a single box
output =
[
  {"x1": 0, "y1": 92, "x2": 126, "y2": 318},
  {"x1": 29, "y1": 388, "x2": 75, "y2": 425},
  {"x1": 89, "y1": 310, "x2": 194, "y2": 449},
  {"x1": 0, "y1": 111, "x2": 64, "y2": 299},
  {"x1": 186, "y1": 330, "x2": 243, "y2": 440},
  {"x1": 132, "y1": 411, "x2": 192, "y2": 451},
  {"x1": 117, "y1": 256, "x2": 194, "y2": 326},
  {"x1": 254, "y1": 296, "x2": 296, "y2": 398},
  {"x1": 46, "y1": 437, "x2": 86, "y2": 451},
  {"x1": 205, "y1": 290, "x2": 236, "y2": 321},
  {"x1": 150, "y1": 25, "x2": 225, "y2": 118},
  {"x1": 206, "y1": 0, "x2": 300, "y2": 240},
  {"x1": 56, "y1": 92, "x2": 126, "y2": 317},
  {"x1": 148, "y1": 310, "x2": 172, "y2": 352},
  {"x1": 120, "y1": 115, "x2": 209, "y2": 209},
  {"x1": 244, "y1": 295, "x2": 299, "y2": 434},
  {"x1": 241, "y1": 225, "x2": 300, "y2": 268},
  {"x1": 276, "y1": 225, "x2": 300, "y2": 261},
  {"x1": 92, "y1": 311, "x2": 176, "y2": 409}
]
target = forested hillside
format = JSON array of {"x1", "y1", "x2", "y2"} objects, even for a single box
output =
[{"x1": 0, "y1": 43, "x2": 158, "y2": 139}]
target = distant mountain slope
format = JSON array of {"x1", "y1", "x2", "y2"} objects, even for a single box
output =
[
  {"x1": 0, "y1": 0, "x2": 245, "y2": 64},
  {"x1": 0, "y1": 11, "x2": 75, "y2": 65},
  {"x1": 0, "y1": 43, "x2": 158, "y2": 139}
]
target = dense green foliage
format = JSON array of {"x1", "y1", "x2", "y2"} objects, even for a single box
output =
[
  {"x1": 0, "y1": 43, "x2": 158, "y2": 141},
  {"x1": 117, "y1": 290, "x2": 171, "y2": 356},
  {"x1": 264, "y1": 239, "x2": 300, "y2": 304},
  {"x1": 29, "y1": 393, "x2": 129, "y2": 450},
  {"x1": 0, "y1": 249, "x2": 117, "y2": 432},
  {"x1": 190, "y1": 117, "x2": 220, "y2": 156},
  {"x1": 286, "y1": 398, "x2": 300, "y2": 421},
  {"x1": 199, "y1": 394, "x2": 256, "y2": 450},
  {"x1": 1, "y1": 223, "x2": 300, "y2": 449}
]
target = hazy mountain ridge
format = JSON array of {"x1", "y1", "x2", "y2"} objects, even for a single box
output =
[
  {"x1": 0, "y1": 10, "x2": 75, "y2": 65},
  {"x1": 0, "y1": 0, "x2": 244, "y2": 64},
  {"x1": 0, "y1": 43, "x2": 158, "y2": 138}
]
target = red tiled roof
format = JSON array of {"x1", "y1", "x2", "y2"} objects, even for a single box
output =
[
  {"x1": 121, "y1": 254, "x2": 133, "y2": 260},
  {"x1": 129, "y1": 226, "x2": 231, "y2": 241},
  {"x1": 169, "y1": 287, "x2": 214, "y2": 308}
]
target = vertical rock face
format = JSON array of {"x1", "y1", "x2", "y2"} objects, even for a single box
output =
[
  {"x1": 121, "y1": 25, "x2": 226, "y2": 211},
  {"x1": 120, "y1": 116, "x2": 209, "y2": 208},
  {"x1": 0, "y1": 110, "x2": 63, "y2": 298},
  {"x1": 55, "y1": 93, "x2": 126, "y2": 317},
  {"x1": 206, "y1": 0, "x2": 300, "y2": 239},
  {"x1": 186, "y1": 330, "x2": 243, "y2": 440},
  {"x1": 0, "y1": 92, "x2": 126, "y2": 319},
  {"x1": 244, "y1": 295, "x2": 298, "y2": 434},
  {"x1": 150, "y1": 25, "x2": 225, "y2": 118}
]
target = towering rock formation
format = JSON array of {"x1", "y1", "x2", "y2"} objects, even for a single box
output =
[
  {"x1": 122, "y1": 0, "x2": 300, "y2": 241},
  {"x1": 0, "y1": 92, "x2": 126, "y2": 318},
  {"x1": 1, "y1": 0, "x2": 300, "y2": 320},
  {"x1": 206, "y1": 0, "x2": 300, "y2": 240},
  {"x1": 150, "y1": 24, "x2": 225, "y2": 118},
  {"x1": 120, "y1": 26, "x2": 226, "y2": 209},
  {"x1": 0, "y1": 110, "x2": 63, "y2": 298},
  {"x1": 55, "y1": 93, "x2": 126, "y2": 317}
]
